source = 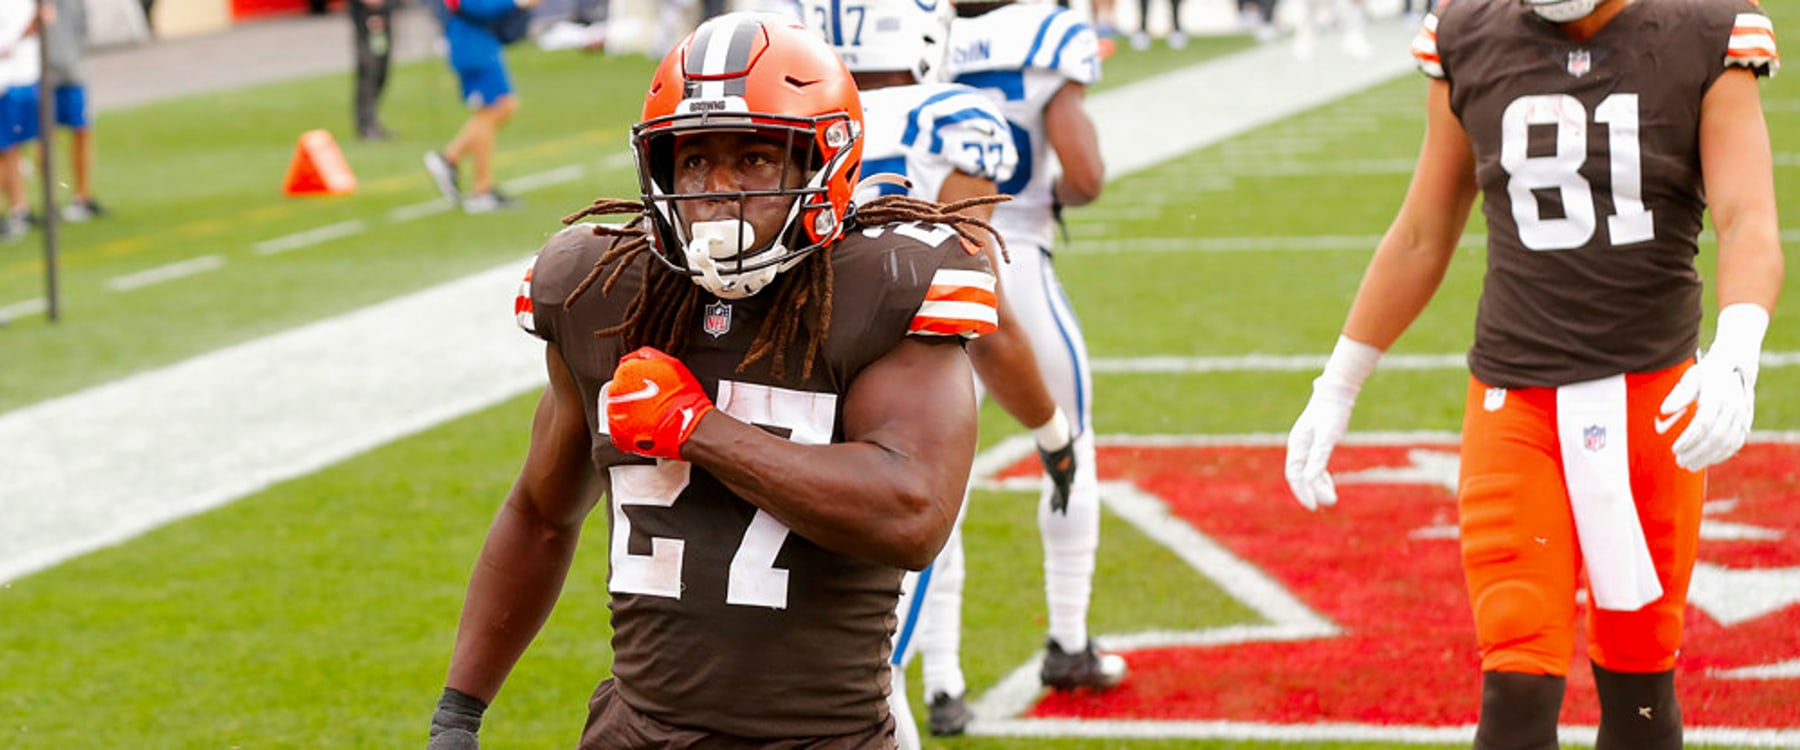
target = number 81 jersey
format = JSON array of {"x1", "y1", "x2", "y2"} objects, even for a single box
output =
[{"x1": 1417, "y1": 0, "x2": 1777, "y2": 388}]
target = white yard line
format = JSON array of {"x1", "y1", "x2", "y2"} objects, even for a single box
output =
[
  {"x1": 252, "y1": 219, "x2": 369, "y2": 255},
  {"x1": 388, "y1": 199, "x2": 453, "y2": 223},
  {"x1": 0, "y1": 296, "x2": 46, "y2": 320},
  {"x1": 107, "y1": 255, "x2": 226, "y2": 292},
  {"x1": 1088, "y1": 351, "x2": 1800, "y2": 374},
  {"x1": 1063, "y1": 227, "x2": 1800, "y2": 252},
  {"x1": 501, "y1": 164, "x2": 587, "y2": 194}
]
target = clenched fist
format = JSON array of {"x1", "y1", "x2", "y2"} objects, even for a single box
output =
[{"x1": 604, "y1": 347, "x2": 716, "y2": 460}]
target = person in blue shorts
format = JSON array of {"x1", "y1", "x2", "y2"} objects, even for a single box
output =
[
  {"x1": 422, "y1": 0, "x2": 537, "y2": 214},
  {"x1": 0, "y1": 3, "x2": 43, "y2": 240},
  {"x1": 48, "y1": 0, "x2": 103, "y2": 222}
]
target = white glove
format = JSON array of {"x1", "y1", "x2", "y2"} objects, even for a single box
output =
[
  {"x1": 1658, "y1": 304, "x2": 1770, "y2": 472},
  {"x1": 1285, "y1": 336, "x2": 1381, "y2": 511}
]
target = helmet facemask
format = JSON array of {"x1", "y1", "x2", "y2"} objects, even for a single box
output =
[{"x1": 632, "y1": 114, "x2": 857, "y2": 299}]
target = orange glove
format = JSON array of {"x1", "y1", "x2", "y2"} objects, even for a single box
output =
[{"x1": 604, "y1": 347, "x2": 715, "y2": 460}]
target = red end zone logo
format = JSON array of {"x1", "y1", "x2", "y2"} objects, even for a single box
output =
[{"x1": 974, "y1": 435, "x2": 1800, "y2": 744}]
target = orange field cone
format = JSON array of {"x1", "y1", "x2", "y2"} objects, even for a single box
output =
[{"x1": 283, "y1": 129, "x2": 358, "y2": 196}]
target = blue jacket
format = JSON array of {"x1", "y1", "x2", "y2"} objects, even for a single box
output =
[{"x1": 439, "y1": 0, "x2": 518, "y2": 68}]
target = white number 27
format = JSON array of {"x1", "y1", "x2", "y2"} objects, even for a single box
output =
[
  {"x1": 606, "y1": 381, "x2": 838, "y2": 609},
  {"x1": 1500, "y1": 93, "x2": 1654, "y2": 252}
]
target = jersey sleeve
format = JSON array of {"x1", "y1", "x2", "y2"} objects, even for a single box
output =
[
  {"x1": 1725, "y1": 6, "x2": 1779, "y2": 77},
  {"x1": 1030, "y1": 8, "x2": 1102, "y2": 86},
  {"x1": 517, "y1": 224, "x2": 616, "y2": 344},
  {"x1": 907, "y1": 240, "x2": 998, "y2": 340},
  {"x1": 514, "y1": 256, "x2": 542, "y2": 338},
  {"x1": 927, "y1": 89, "x2": 1018, "y2": 183},
  {"x1": 1412, "y1": 12, "x2": 1445, "y2": 79}
]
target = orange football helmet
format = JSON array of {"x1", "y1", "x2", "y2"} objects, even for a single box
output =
[{"x1": 632, "y1": 13, "x2": 864, "y2": 298}]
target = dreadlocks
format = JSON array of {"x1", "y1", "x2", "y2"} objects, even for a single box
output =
[{"x1": 559, "y1": 192, "x2": 1009, "y2": 381}]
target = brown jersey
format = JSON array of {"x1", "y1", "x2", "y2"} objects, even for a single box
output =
[
  {"x1": 1413, "y1": 0, "x2": 1777, "y2": 388},
  {"x1": 515, "y1": 220, "x2": 996, "y2": 739}
]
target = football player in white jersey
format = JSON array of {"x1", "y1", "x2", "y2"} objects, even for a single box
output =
[
  {"x1": 933, "y1": 0, "x2": 1124, "y2": 728},
  {"x1": 801, "y1": 0, "x2": 1080, "y2": 742}
]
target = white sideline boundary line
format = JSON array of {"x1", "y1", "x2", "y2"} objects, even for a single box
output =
[
  {"x1": 0, "y1": 262, "x2": 546, "y2": 585},
  {"x1": 960, "y1": 431, "x2": 1800, "y2": 746},
  {"x1": 1089, "y1": 351, "x2": 1800, "y2": 374}
]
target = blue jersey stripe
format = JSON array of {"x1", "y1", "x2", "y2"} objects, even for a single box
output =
[
  {"x1": 927, "y1": 108, "x2": 1007, "y2": 153},
  {"x1": 1022, "y1": 8, "x2": 1065, "y2": 69},
  {"x1": 953, "y1": 69, "x2": 1027, "y2": 101},
  {"x1": 890, "y1": 564, "x2": 935, "y2": 666},
  {"x1": 899, "y1": 89, "x2": 969, "y2": 148},
  {"x1": 1048, "y1": 22, "x2": 1092, "y2": 71}
]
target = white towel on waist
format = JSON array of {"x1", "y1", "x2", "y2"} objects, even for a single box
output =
[{"x1": 1557, "y1": 375, "x2": 1663, "y2": 611}]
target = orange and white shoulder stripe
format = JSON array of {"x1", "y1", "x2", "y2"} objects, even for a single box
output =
[
  {"x1": 515, "y1": 257, "x2": 537, "y2": 335},
  {"x1": 1728, "y1": 12, "x2": 1779, "y2": 75},
  {"x1": 1411, "y1": 13, "x2": 1444, "y2": 79},
  {"x1": 909, "y1": 268, "x2": 998, "y2": 339}
]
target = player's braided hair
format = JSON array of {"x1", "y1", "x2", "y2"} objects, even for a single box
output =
[{"x1": 559, "y1": 193, "x2": 1008, "y2": 381}]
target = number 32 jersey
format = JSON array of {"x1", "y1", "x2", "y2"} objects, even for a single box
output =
[
  {"x1": 516, "y1": 221, "x2": 997, "y2": 739},
  {"x1": 1415, "y1": 0, "x2": 1778, "y2": 388}
]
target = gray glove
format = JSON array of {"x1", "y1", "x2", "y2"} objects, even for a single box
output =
[{"x1": 428, "y1": 687, "x2": 486, "y2": 750}]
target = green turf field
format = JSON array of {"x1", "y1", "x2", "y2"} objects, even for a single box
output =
[{"x1": 2, "y1": 10, "x2": 1798, "y2": 749}]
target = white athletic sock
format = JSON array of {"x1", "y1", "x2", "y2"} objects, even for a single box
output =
[
  {"x1": 920, "y1": 523, "x2": 968, "y2": 700},
  {"x1": 1042, "y1": 430, "x2": 1100, "y2": 651},
  {"x1": 888, "y1": 667, "x2": 922, "y2": 750}
]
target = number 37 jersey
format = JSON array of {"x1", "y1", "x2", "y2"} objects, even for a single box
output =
[{"x1": 1415, "y1": 0, "x2": 1777, "y2": 388}]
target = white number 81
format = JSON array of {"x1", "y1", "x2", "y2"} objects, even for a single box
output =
[{"x1": 1500, "y1": 93, "x2": 1654, "y2": 252}]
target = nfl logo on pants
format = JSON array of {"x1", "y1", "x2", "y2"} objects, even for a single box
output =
[{"x1": 1583, "y1": 424, "x2": 1607, "y2": 452}]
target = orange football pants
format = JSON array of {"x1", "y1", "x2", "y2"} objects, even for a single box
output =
[{"x1": 1457, "y1": 362, "x2": 1704, "y2": 675}]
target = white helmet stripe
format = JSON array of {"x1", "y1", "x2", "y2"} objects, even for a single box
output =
[{"x1": 689, "y1": 16, "x2": 760, "y2": 99}]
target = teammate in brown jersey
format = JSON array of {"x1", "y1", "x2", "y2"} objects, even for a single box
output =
[
  {"x1": 424, "y1": 13, "x2": 1004, "y2": 750},
  {"x1": 1282, "y1": 0, "x2": 1782, "y2": 748}
]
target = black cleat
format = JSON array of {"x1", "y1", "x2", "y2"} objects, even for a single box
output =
[
  {"x1": 1040, "y1": 637, "x2": 1127, "y2": 691},
  {"x1": 927, "y1": 691, "x2": 972, "y2": 736}
]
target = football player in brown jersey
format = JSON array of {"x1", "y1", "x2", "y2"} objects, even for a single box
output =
[
  {"x1": 1283, "y1": 1, "x2": 1781, "y2": 748},
  {"x1": 425, "y1": 13, "x2": 1006, "y2": 750}
]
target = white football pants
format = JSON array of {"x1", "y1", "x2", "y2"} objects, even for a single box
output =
[{"x1": 898, "y1": 245, "x2": 1102, "y2": 708}]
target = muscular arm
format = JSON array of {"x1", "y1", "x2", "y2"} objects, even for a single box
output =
[
  {"x1": 1341, "y1": 78, "x2": 1480, "y2": 349},
  {"x1": 1700, "y1": 68, "x2": 1783, "y2": 314},
  {"x1": 940, "y1": 169, "x2": 1059, "y2": 430},
  {"x1": 1044, "y1": 82, "x2": 1105, "y2": 207},
  {"x1": 445, "y1": 345, "x2": 601, "y2": 703},
  {"x1": 682, "y1": 338, "x2": 978, "y2": 570}
]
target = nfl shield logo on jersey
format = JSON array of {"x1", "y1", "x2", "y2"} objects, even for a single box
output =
[
  {"x1": 704, "y1": 301, "x2": 733, "y2": 338},
  {"x1": 1584, "y1": 424, "x2": 1607, "y2": 452},
  {"x1": 1567, "y1": 49, "x2": 1593, "y2": 78}
]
